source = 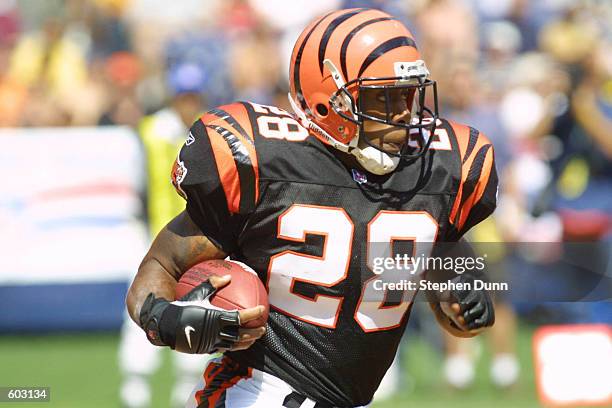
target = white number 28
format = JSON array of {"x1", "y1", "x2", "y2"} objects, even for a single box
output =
[{"x1": 267, "y1": 205, "x2": 438, "y2": 331}]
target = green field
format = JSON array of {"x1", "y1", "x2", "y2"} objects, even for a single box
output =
[{"x1": 0, "y1": 326, "x2": 540, "y2": 408}]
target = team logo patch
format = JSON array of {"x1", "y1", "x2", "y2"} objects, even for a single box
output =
[
  {"x1": 171, "y1": 159, "x2": 188, "y2": 199},
  {"x1": 186, "y1": 131, "x2": 195, "y2": 146}
]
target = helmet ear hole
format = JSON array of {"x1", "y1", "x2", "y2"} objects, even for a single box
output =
[{"x1": 315, "y1": 103, "x2": 329, "y2": 117}]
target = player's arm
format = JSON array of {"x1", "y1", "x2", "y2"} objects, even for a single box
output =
[
  {"x1": 427, "y1": 125, "x2": 498, "y2": 337},
  {"x1": 424, "y1": 238, "x2": 494, "y2": 338},
  {"x1": 128, "y1": 110, "x2": 263, "y2": 353},
  {"x1": 126, "y1": 210, "x2": 224, "y2": 322},
  {"x1": 126, "y1": 210, "x2": 266, "y2": 354}
]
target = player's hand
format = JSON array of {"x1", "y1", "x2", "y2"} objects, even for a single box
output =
[
  {"x1": 439, "y1": 274, "x2": 495, "y2": 334},
  {"x1": 139, "y1": 274, "x2": 253, "y2": 354},
  {"x1": 209, "y1": 275, "x2": 267, "y2": 352}
]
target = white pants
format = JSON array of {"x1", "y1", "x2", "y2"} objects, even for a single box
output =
[{"x1": 185, "y1": 356, "x2": 369, "y2": 408}]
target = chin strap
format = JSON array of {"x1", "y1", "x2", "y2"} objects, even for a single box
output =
[{"x1": 352, "y1": 145, "x2": 400, "y2": 175}]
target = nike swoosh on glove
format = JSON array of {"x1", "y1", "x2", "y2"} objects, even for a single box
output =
[{"x1": 138, "y1": 281, "x2": 240, "y2": 354}]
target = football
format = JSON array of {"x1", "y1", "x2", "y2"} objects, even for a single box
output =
[{"x1": 175, "y1": 259, "x2": 269, "y2": 328}]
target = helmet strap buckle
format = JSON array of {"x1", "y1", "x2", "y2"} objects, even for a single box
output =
[{"x1": 324, "y1": 59, "x2": 356, "y2": 120}]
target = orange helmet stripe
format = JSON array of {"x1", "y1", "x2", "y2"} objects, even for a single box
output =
[
  {"x1": 317, "y1": 8, "x2": 369, "y2": 75},
  {"x1": 357, "y1": 36, "x2": 417, "y2": 78},
  {"x1": 292, "y1": 10, "x2": 336, "y2": 112},
  {"x1": 340, "y1": 17, "x2": 395, "y2": 80},
  {"x1": 289, "y1": 8, "x2": 425, "y2": 146}
]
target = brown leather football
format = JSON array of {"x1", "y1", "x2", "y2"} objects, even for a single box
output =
[{"x1": 175, "y1": 259, "x2": 269, "y2": 328}]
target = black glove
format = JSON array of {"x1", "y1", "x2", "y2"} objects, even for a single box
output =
[
  {"x1": 445, "y1": 273, "x2": 495, "y2": 331},
  {"x1": 139, "y1": 281, "x2": 240, "y2": 354}
]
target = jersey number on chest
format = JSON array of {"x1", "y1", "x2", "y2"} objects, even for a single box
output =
[{"x1": 267, "y1": 204, "x2": 438, "y2": 332}]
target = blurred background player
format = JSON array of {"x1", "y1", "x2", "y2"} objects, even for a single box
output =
[{"x1": 118, "y1": 60, "x2": 210, "y2": 408}]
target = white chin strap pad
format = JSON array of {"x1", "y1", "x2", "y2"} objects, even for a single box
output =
[{"x1": 352, "y1": 146, "x2": 400, "y2": 175}]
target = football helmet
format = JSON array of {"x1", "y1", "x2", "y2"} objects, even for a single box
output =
[{"x1": 289, "y1": 8, "x2": 439, "y2": 175}]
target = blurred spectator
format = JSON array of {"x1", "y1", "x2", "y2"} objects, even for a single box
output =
[
  {"x1": 228, "y1": 23, "x2": 281, "y2": 104},
  {"x1": 440, "y1": 61, "x2": 511, "y2": 168},
  {"x1": 248, "y1": 0, "x2": 340, "y2": 89},
  {"x1": 416, "y1": 0, "x2": 479, "y2": 77},
  {"x1": 7, "y1": 16, "x2": 88, "y2": 99},
  {"x1": 84, "y1": 0, "x2": 132, "y2": 60},
  {"x1": 0, "y1": 0, "x2": 20, "y2": 48},
  {"x1": 19, "y1": 83, "x2": 72, "y2": 127},
  {"x1": 0, "y1": 1, "x2": 26, "y2": 127},
  {"x1": 549, "y1": 40, "x2": 612, "y2": 241},
  {"x1": 98, "y1": 51, "x2": 144, "y2": 128},
  {"x1": 123, "y1": 0, "x2": 223, "y2": 67},
  {"x1": 539, "y1": 3, "x2": 600, "y2": 71},
  {"x1": 141, "y1": 61, "x2": 208, "y2": 235},
  {"x1": 478, "y1": 20, "x2": 521, "y2": 102},
  {"x1": 164, "y1": 31, "x2": 234, "y2": 107}
]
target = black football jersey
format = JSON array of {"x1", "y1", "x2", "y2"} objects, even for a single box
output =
[{"x1": 171, "y1": 101, "x2": 498, "y2": 407}]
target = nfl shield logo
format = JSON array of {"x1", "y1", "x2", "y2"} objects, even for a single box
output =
[{"x1": 352, "y1": 169, "x2": 367, "y2": 184}]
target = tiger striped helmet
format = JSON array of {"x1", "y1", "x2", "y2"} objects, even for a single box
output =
[{"x1": 288, "y1": 8, "x2": 439, "y2": 174}]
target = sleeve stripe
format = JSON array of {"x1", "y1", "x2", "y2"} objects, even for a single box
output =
[
  {"x1": 456, "y1": 145, "x2": 495, "y2": 231},
  {"x1": 206, "y1": 124, "x2": 257, "y2": 214},
  {"x1": 471, "y1": 146, "x2": 495, "y2": 206},
  {"x1": 462, "y1": 126, "x2": 479, "y2": 164},
  {"x1": 449, "y1": 127, "x2": 491, "y2": 226},
  {"x1": 207, "y1": 108, "x2": 255, "y2": 145},
  {"x1": 205, "y1": 125, "x2": 241, "y2": 215},
  {"x1": 201, "y1": 104, "x2": 260, "y2": 213},
  {"x1": 233, "y1": 103, "x2": 260, "y2": 206},
  {"x1": 460, "y1": 144, "x2": 492, "y2": 208},
  {"x1": 449, "y1": 121, "x2": 470, "y2": 162},
  {"x1": 203, "y1": 104, "x2": 260, "y2": 205}
]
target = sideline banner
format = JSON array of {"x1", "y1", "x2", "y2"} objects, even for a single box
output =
[
  {"x1": 533, "y1": 325, "x2": 612, "y2": 406},
  {"x1": 0, "y1": 127, "x2": 149, "y2": 331}
]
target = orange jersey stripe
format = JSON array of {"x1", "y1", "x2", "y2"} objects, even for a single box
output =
[
  {"x1": 449, "y1": 123, "x2": 471, "y2": 223},
  {"x1": 195, "y1": 357, "x2": 252, "y2": 407},
  {"x1": 220, "y1": 103, "x2": 260, "y2": 203},
  {"x1": 449, "y1": 125, "x2": 493, "y2": 230},
  {"x1": 206, "y1": 369, "x2": 252, "y2": 407},
  {"x1": 206, "y1": 126, "x2": 242, "y2": 214},
  {"x1": 456, "y1": 145, "x2": 495, "y2": 231},
  {"x1": 195, "y1": 361, "x2": 221, "y2": 405},
  {"x1": 201, "y1": 104, "x2": 260, "y2": 208}
]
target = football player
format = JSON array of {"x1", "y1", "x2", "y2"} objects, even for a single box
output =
[{"x1": 126, "y1": 8, "x2": 497, "y2": 408}]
